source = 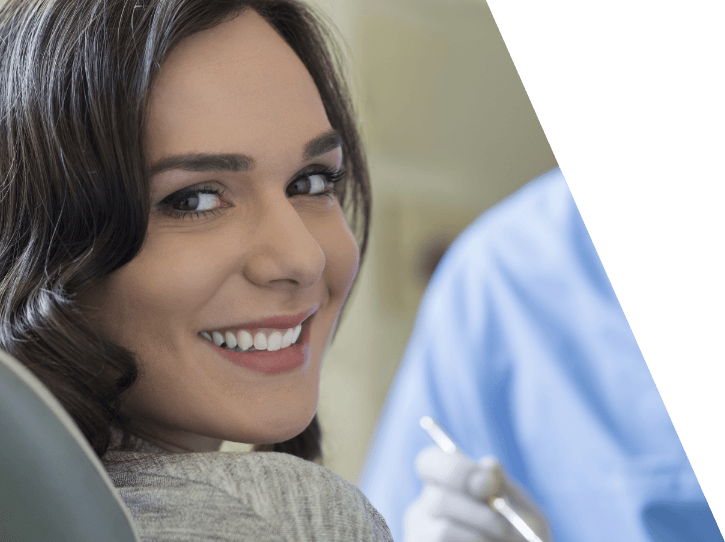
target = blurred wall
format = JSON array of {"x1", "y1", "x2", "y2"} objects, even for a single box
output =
[{"x1": 225, "y1": 0, "x2": 558, "y2": 483}]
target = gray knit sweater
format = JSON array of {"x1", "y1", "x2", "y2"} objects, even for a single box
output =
[{"x1": 102, "y1": 434, "x2": 393, "y2": 542}]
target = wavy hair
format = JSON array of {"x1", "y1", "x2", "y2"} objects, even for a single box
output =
[{"x1": 0, "y1": 0, "x2": 370, "y2": 461}]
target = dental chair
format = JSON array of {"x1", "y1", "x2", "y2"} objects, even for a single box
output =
[{"x1": 0, "y1": 349, "x2": 140, "y2": 541}]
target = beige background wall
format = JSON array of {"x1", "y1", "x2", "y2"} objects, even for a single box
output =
[{"x1": 224, "y1": 0, "x2": 558, "y2": 484}]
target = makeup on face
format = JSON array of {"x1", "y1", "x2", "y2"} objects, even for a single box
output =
[
  {"x1": 77, "y1": 9, "x2": 360, "y2": 452},
  {"x1": 149, "y1": 137, "x2": 345, "y2": 222}
]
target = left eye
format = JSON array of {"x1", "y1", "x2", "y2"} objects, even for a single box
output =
[{"x1": 286, "y1": 174, "x2": 332, "y2": 197}]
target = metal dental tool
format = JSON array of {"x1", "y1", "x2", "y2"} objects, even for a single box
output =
[{"x1": 419, "y1": 416, "x2": 544, "y2": 542}]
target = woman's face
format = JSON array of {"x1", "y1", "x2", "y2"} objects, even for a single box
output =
[{"x1": 80, "y1": 9, "x2": 359, "y2": 452}]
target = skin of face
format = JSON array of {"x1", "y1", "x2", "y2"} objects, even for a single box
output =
[{"x1": 78, "y1": 9, "x2": 359, "y2": 452}]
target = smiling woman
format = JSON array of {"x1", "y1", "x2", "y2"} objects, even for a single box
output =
[
  {"x1": 79, "y1": 9, "x2": 361, "y2": 454},
  {"x1": 0, "y1": 0, "x2": 388, "y2": 539}
]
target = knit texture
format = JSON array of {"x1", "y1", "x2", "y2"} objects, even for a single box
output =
[{"x1": 103, "y1": 432, "x2": 393, "y2": 542}]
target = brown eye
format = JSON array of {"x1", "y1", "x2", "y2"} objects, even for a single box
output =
[
  {"x1": 159, "y1": 187, "x2": 227, "y2": 219},
  {"x1": 171, "y1": 193, "x2": 222, "y2": 211},
  {"x1": 173, "y1": 195, "x2": 200, "y2": 211},
  {"x1": 286, "y1": 174, "x2": 330, "y2": 197}
]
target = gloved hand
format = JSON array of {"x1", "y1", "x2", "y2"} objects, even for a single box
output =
[{"x1": 404, "y1": 446, "x2": 553, "y2": 542}]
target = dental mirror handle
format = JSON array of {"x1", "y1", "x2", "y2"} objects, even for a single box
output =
[{"x1": 419, "y1": 416, "x2": 544, "y2": 542}]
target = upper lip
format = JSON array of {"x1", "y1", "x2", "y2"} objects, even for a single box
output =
[{"x1": 204, "y1": 307, "x2": 317, "y2": 332}]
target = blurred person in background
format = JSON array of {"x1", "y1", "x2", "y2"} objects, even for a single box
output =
[{"x1": 359, "y1": 168, "x2": 722, "y2": 542}]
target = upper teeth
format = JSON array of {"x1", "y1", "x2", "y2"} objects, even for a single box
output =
[{"x1": 201, "y1": 325, "x2": 302, "y2": 352}]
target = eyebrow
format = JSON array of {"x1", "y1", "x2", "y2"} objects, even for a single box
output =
[
  {"x1": 303, "y1": 129, "x2": 343, "y2": 160},
  {"x1": 149, "y1": 129, "x2": 343, "y2": 176},
  {"x1": 149, "y1": 153, "x2": 252, "y2": 175}
]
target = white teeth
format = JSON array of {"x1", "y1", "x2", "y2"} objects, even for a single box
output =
[
  {"x1": 238, "y1": 329, "x2": 254, "y2": 351},
  {"x1": 254, "y1": 331, "x2": 267, "y2": 351},
  {"x1": 202, "y1": 324, "x2": 303, "y2": 352},
  {"x1": 281, "y1": 328, "x2": 293, "y2": 348},
  {"x1": 267, "y1": 331, "x2": 282, "y2": 351}
]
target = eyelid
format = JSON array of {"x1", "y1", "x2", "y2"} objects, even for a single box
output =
[
  {"x1": 158, "y1": 183, "x2": 227, "y2": 205},
  {"x1": 292, "y1": 165, "x2": 346, "y2": 182},
  {"x1": 290, "y1": 166, "x2": 345, "y2": 184},
  {"x1": 154, "y1": 163, "x2": 343, "y2": 214},
  {"x1": 155, "y1": 182, "x2": 230, "y2": 221}
]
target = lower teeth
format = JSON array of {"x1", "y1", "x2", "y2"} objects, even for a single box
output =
[
  {"x1": 220, "y1": 344, "x2": 295, "y2": 353},
  {"x1": 223, "y1": 345, "x2": 259, "y2": 352}
]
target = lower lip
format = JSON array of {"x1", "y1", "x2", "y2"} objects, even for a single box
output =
[{"x1": 208, "y1": 323, "x2": 311, "y2": 375}]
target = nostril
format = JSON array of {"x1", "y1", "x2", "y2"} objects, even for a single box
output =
[{"x1": 237, "y1": 200, "x2": 325, "y2": 288}]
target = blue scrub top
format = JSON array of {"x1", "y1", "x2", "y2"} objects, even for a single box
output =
[{"x1": 358, "y1": 169, "x2": 721, "y2": 542}]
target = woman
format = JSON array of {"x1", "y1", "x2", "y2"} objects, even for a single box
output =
[{"x1": 0, "y1": 0, "x2": 389, "y2": 539}]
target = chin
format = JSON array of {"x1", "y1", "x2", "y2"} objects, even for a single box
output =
[{"x1": 242, "y1": 409, "x2": 316, "y2": 446}]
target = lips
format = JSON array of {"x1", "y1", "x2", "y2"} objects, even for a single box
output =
[
  {"x1": 202, "y1": 308, "x2": 314, "y2": 334},
  {"x1": 201, "y1": 325, "x2": 302, "y2": 352},
  {"x1": 200, "y1": 308, "x2": 316, "y2": 374},
  {"x1": 208, "y1": 320, "x2": 311, "y2": 375}
]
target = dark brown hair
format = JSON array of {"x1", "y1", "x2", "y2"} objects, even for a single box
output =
[{"x1": 0, "y1": 0, "x2": 370, "y2": 462}]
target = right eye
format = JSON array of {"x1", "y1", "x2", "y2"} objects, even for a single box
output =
[
  {"x1": 170, "y1": 192, "x2": 222, "y2": 212},
  {"x1": 158, "y1": 186, "x2": 229, "y2": 218}
]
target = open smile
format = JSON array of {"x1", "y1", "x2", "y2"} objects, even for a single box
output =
[
  {"x1": 200, "y1": 309, "x2": 316, "y2": 375},
  {"x1": 201, "y1": 325, "x2": 303, "y2": 352}
]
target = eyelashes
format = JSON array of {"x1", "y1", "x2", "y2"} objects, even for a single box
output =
[
  {"x1": 158, "y1": 185, "x2": 228, "y2": 220},
  {"x1": 285, "y1": 167, "x2": 347, "y2": 198},
  {"x1": 157, "y1": 166, "x2": 348, "y2": 220}
]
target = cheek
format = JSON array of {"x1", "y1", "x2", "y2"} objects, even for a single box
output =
[
  {"x1": 83, "y1": 234, "x2": 228, "y2": 343},
  {"x1": 318, "y1": 213, "x2": 360, "y2": 301}
]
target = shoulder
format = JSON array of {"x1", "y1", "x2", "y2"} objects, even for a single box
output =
[
  {"x1": 426, "y1": 167, "x2": 607, "y2": 306},
  {"x1": 418, "y1": 169, "x2": 571, "y2": 307},
  {"x1": 438, "y1": 168, "x2": 574, "y2": 275},
  {"x1": 104, "y1": 450, "x2": 392, "y2": 541}
]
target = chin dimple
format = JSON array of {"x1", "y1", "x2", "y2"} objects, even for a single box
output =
[{"x1": 201, "y1": 325, "x2": 301, "y2": 352}]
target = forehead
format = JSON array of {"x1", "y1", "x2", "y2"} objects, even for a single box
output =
[{"x1": 144, "y1": 9, "x2": 330, "y2": 164}]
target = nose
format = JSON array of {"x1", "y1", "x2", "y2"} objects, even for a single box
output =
[{"x1": 241, "y1": 196, "x2": 325, "y2": 290}]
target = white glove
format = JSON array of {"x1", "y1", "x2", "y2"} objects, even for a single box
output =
[{"x1": 404, "y1": 446, "x2": 553, "y2": 542}]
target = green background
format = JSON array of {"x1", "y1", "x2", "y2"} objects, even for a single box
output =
[{"x1": 489, "y1": 0, "x2": 725, "y2": 536}]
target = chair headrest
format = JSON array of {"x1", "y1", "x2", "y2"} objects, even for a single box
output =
[{"x1": 0, "y1": 349, "x2": 140, "y2": 542}]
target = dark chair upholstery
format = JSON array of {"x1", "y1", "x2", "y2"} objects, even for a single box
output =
[{"x1": 0, "y1": 350, "x2": 139, "y2": 542}]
